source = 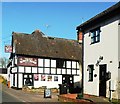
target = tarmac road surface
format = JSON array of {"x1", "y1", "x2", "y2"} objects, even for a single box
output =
[{"x1": 1, "y1": 84, "x2": 60, "y2": 103}]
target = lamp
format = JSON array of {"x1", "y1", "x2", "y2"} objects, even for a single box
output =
[{"x1": 99, "y1": 56, "x2": 103, "y2": 60}]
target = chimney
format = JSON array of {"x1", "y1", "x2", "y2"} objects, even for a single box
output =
[
  {"x1": 77, "y1": 31, "x2": 83, "y2": 43},
  {"x1": 35, "y1": 29, "x2": 41, "y2": 33}
]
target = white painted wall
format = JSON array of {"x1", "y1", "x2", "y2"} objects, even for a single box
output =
[
  {"x1": 15, "y1": 74, "x2": 17, "y2": 87},
  {"x1": 34, "y1": 74, "x2": 62, "y2": 88},
  {"x1": 10, "y1": 74, "x2": 13, "y2": 87},
  {"x1": 84, "y1": 20, "x2": 119, "y2": 98},
  {"x1": 18, "y1": 74, "x2": 23, "y2": 88},
  {"x1": 118, "y1": 20, "x2": 120, "y2": 62},
  {"x1": 10, "y1": 57, "x2": 81, "y2": 89},
  {"x1": 118, "y1": 69, "x2": 120, "y2": 99}
]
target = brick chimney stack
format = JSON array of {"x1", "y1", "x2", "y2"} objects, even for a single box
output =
[{"x1": 77, "y1": 31, "x2": 83, "y2": 43}]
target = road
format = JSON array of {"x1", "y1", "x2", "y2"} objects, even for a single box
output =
[
  {"x1": 2, "y1": 90, "x2": 23, "y2": 103},
  {"x1": 1, "y1": 84, "x2": 25, "y2": 103},
  {"x1": 1, "y1": 84, "x2": 59, "y2": 103}
]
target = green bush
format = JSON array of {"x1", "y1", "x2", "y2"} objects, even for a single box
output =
[
  {"x1": 111, "y1": 99, "x2": 120, "y2": 104},
  {"x1": 2, "y1": 79, "x2": 7, "y2": 85}
]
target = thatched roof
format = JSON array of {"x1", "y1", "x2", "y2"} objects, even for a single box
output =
[{"x1": 12, "y1": 30, "x2": 82, "y2": 63}]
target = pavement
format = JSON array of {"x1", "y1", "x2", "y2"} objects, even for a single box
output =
[
  {"x1": 58, "y1": 93, "x2": 112, "y2": 103},
  {"x1": 1, "y1": 84, "x2": 113, "y2": 103}
]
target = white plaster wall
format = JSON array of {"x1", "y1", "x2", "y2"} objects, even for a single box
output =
[
  {"x1": 10, "y1": 58, "x2": 81, "y2": 89},
  {"x1": 15, "y1": 56, "x2": 17, "y2": 65},
  {"x1": 118, "y1": 23, "x2": 120, "y2": 61},
  {"x1": 84, "y1": 20, "x2": 119, "y2": 98},
  {"x1": 74, "y1": 76, "x2": 81, "y2": 82},
  {"x1": 10, "y1": 74, "x2": 13, "y2": 87},
  {"x1": 34, "y1": 74, "x2": 62, "y2": 88},
  {"x1": 15, "y1": 74, "x2": 17, "y2": 87},
  {"x1": 18, "y1": 74, "x2": 23, "y2": 88},
  {"x1": 118, "y1": 69, "x2": 120, "y2": 99}
]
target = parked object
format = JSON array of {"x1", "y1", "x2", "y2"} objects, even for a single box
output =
[{"x1": 59, "y1": 84, "x2": 68, "y2": 95}]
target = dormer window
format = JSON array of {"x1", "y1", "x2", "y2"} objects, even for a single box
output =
[{"x1": 90, "y1": 27, "x2": 100, "y2": 44}]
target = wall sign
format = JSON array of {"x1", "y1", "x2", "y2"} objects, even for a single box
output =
[
  {"x1": 5, "y1": 45, "x2": 12, "y2": 53},
  {"x1": 18, "y1": 57, "x2": 38, "y2": 66},
  {"x1": 41, "y1": 75, "x2": 46, "y2": 81},
  {"x1": 54, "y1": 76, "x2": 58, "y2": 81},
  {"x1": 34, "y1": 74, "x2": 39, "y2": 81},
  {"x1": 47, "y1": 75, "x2": 52, "y2": 81}
]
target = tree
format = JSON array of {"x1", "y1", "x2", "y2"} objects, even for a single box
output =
[{"x1": 0, "y1": 57, "x2": 9, "y2": 68}]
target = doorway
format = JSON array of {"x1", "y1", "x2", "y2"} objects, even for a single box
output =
[
  {"x1": 99, "y1": 64, "x2": 107, "y2": 97},
  {"x1": 23, "y1": 74, "x2": 33, "y2": 86},
  {"x1": 62, "y1": 75, "x2": 74, "y2": 93}
]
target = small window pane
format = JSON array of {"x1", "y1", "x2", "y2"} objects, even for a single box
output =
[
  {"x1": 91, "y1": 28, "x2": 100, "y2": 44},
  {"x1": 88, "y1": 65, "x2": 94, "y2": 81}
]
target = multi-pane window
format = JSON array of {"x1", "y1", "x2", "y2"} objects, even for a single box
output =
[
  {"x1": 91, "y1": 27, "x2": 100, "y2": 44},
  {"x1": 88, "y1": 65, "x2": 94, "y2": 81}
]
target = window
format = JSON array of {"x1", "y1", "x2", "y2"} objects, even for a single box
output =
[
  {"x1": 119, "y1": 61, "x2": 120, "y2": 68},
  {"x1": 56, "y1": 59, "x2": 66, "y2": 68},
  {"x1": 23, "y1": 74, "x2": 33, "y2": 86},
  {"x1": 88, "y1": 65, "x2": 94, "y2": 81},
  {"x1": 91, "y1": 27, "x2": 100, "y2": 44}
]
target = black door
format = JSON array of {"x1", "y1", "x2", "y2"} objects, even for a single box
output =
[
  {"x1": 62, "y1": 75, "x2": 74, "y2": 93},
  {"x1": 99, "y1": 64, "x2": 107, "y2": 97}
]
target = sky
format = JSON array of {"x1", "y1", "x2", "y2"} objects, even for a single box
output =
[{"x1": 1, "y1": 2, "x2": 117, "y2": 58}]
